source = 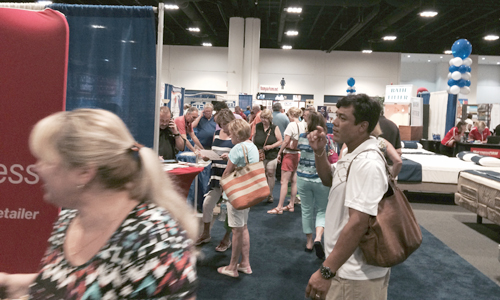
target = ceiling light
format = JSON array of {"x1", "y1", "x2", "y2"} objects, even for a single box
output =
[
  {"x1": 428, "y1": 60, "x2": 431, "y2": 62},
  {"x1": 165, "y1": 4, "x2": 179, "y2": 10},
  {"x1": 444, "y1": 50, "x2": 452, "y2": 54},
  {"x1": 202, "y1": 42, "x2": 212, "y2": 47},
  {"x1": 497, "y1": 62, "x2": 500, "y2": 65},
  {"x1": 382, "y1": 36, "x2": 397, "y2": 41},
  {"x1": 419, "y1": 11, "x2": 438, "y2": 17},
  {"x1": 188, "y1": 27, "x2": 200, "y2": 32},
  {"x1": 282, "y1": 45, "x2": 292, "y2": 50},
  {"x1": 482, "y1": 57, "x2": 485, "y2": 60},
  {"x1": 285, "y1": 30, "x2": 299, "y2": 36},
  {"x1": 362, "y1": 50, "x2": 372, "y2": 53},
  {"x1": 286, "y1": 7, "x2": 302, "y2": 13},
  {"x1": 407, "y1": 55, "x2": 411, "y2": 58},
  {"x1": 440, "y1": 56, "x2": 443, "y2": 58},
  {"x1": 484, "y1": 35, "x2": 499, "y2": 41},
  {"x1": 91, "y1": 25, "x2": 106, "y2": 29}
]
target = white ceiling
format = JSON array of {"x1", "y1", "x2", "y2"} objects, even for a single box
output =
[{"x1": 401, "y1": 53, "x2": 500, "y2": 65}]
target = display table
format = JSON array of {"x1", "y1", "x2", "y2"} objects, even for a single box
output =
[
  {"x1": 455, "y1": 142, "x2": 500, "y2": 158},
  {"x1": 166, "y1": 165, "x2": 205, "y2": 198},
  {"x1": 420, "y1": 139, "x2": 441, "y2": 154}
]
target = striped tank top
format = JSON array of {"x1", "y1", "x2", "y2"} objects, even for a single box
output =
[{"x1": 209, "y1": 130, "x2": 234, "y2": 188}]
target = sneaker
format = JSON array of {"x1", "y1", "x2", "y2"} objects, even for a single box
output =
[{"x1": 267, "y1": 196, "x2": 274, "y2": 203}]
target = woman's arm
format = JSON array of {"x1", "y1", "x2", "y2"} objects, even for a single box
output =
[
  {"x1": 222, "y1": 159, "x2": 236, "y2": 177},
  {"x1": 277, "y1": 135, "x2": 291, "y2": 159},
  {"x1": 0, "y1": 273, "x2": 37, "y2": 299},
  {"x1": 383, "y1": 138, "x2": 402, "y2": 177},
  {"x1": 191, "y1": 114, "x2": 202, "y2": 128}
]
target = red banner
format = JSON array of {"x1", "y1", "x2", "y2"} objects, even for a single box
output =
[
  {"x1": 0, "y1": 8, "x2": 68, "y2": 273},
  {"x1": 470, "y1": 148, "x2": 500, "y2": 158}
]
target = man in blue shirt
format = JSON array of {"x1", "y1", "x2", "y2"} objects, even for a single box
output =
[
  {"x1": 244, "y1": 106, "x2": 251, "y2": 119},
  {"x1": 272, "y1": 103, "x2": 289, "y2": 140},
  {"x1": 192, "y1": 103, "x2": 216, "y2": 149}
]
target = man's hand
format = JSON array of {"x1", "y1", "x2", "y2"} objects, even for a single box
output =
[
  {"x1": 169, "y1": 120, "x2": 179, "y2": 135},
  {"x1": 305, "y1": 270, "x2": 331, "y2": 300},
  {"x1": 220, "y1": 153, "x2": 229, "y2": 161},
  {"x1": 307, "y1": 126, "x2": 327, "y2": 152}
]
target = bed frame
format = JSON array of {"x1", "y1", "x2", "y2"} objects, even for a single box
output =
[{"x1": 397, "y1": 181, "x2": 458, "y2": 194}]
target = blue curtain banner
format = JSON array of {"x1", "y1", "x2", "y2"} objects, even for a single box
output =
[
  {"x1": 445, "y1": 93, "x2": 458, "y2": 134},
  {"x1": 49, "y1": 4, "x2": 157, "y2": 148}
]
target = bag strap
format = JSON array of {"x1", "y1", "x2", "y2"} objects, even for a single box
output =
[
  {"x1": 241, "y1": 143, "x2": 249, "y2": 165},
  {"x1": 263, "y1": 126, "x2": 271, "y2": 147},
  {"x1": 295, "y1": 122, "x2": 300, "y2": 139},
  {"x1": 346, "y1": 148, "x2": 392, "y2": 182}
]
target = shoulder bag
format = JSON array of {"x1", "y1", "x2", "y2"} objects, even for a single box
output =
[
  {"x1": 259, "y1": 127, "x2": 271, "y2": 161},
  {"x1": 220, "y1": 144, "x2": 270, "y2": 210},
  {"x1": 346, "y1": 149, "x2": 422, "y2": 267},
  {"x1": 286, "y1": 123, "x2": 300, "y2": 150}
]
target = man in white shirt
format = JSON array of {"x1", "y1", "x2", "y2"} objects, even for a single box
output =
[{"x1": 306, "y1": 94, "x2": 390, "y2": 300}]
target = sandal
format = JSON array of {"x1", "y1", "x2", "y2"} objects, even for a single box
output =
[
  {"x1": 215, "y1": 240, "x2": 232, "y2": 252},
  {"x1": 267, "y1": 207, "x2": 283, "y2": 215},
  {"x1": 237, "y1": 264, "x2": 253, "y2": 274},
  {"x1": 217, "y1": 266, "x2": 239, "y2": 278},
  {"x1": 282, "y1": 204, "x2": 294, "y2": 212},
  {"x1": 195, "y1": 236, "x2": 211, "y2": 246}
]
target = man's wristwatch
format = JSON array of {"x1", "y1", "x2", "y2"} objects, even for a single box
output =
[{"x1": 319, "y1": 264, "x2": 336, "y2": 280}]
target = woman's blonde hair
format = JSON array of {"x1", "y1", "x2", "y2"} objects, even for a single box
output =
[
  {"x1": 29, "y1": 109, "x2": 197, "y2": 240},
  {"x1": 228, "y1": 119, "x2": 251, "y2": 143},
  {"x1": 215, "y1": 108, "x2": 235, "y2": 126},
  {"x1": 477, "y1": 121, "x2": 486, "y2": 130},
  {"x1": 260, "y1": 109, "x2": 273, "y2": 122},
  {"x1": 287, "y1": 107, "x2": 302, "y2": 119}
]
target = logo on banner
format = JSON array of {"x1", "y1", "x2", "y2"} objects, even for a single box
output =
[
  {"x1": 259, "y1": 85, "x2": 279, "y2": 93},
  {"x1": 471, "y1": 148, "x2": 500, "y2": 158}
]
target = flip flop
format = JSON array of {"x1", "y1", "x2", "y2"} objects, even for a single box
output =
[
  {"x1": 217, "y1": 266, "x2": 239, "y2": 278},
  {"x1": 304, "y1": 247, "x2": 314, "y2": 253},
  {"x1": 215, "y1": 240, "x2": 232, "y2": 252},
  {"x1": 237, "y1": 264, "x2": 253, "y2": 274},
  {"x1": 195, "y1": 236, "x2": 211, "y2": 246},
  {"x1": 314, "y1": 241, "x2": 325, "y2": 259},
  {"x1": 282, "y1": 204, "x2": 294, "y2": 212},
  {"x1": 267, "y1": 207, "x2": 283, "y2": 215}
]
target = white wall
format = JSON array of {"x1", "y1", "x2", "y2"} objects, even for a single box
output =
[
  {"x1": 161, "y1": 45, "x2": 401, "y2": 106},
  {"x1": 477, "y1": 65, "x2": 500, "y2": 103},
  {"x1": 400, "y1": 62, "x2": 437, "y2": 92}
]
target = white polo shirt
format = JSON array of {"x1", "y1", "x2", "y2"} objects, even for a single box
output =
[{"x1": 324, "y1": 137, "x2": 389, "y2": 280}]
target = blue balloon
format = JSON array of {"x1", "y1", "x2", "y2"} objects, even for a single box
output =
[
  {"x1": 466, "y1": 66, "x2": 471, "y2": 72},
  {"x1": 449, "y1": 65, "x2": 459, "y2": 73},
  {"x1": 452, "y1": 39, "x2": 472, "y2": 59},
  {"x1": 352, "y1": 90, "x2": 356, "y2": 93},
  {"x1": 346, "y1": 89, "x2": 351, "y2": 93},
  {"x1": 347, "y1": 77, "x2": 355, "y2": 87},
  {"x1": 465, "y1": 80, "x2": 471, "y2": 87},
  {"x1": 447, "y1": 78, "x2": 458, "y2": 86},
  {"x1": 457, "y1": 79, "x2": 466, "y2": 88},
  {"x1": 458, "y1": 65, "x2": 468, "y2": 73}
]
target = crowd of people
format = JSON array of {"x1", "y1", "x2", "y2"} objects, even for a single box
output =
[{"x1": 1, "y1": 95, "x2": 404, "y2": 300}]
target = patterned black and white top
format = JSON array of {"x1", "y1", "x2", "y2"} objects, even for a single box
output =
[
  {"x1": 209, "y1": 129, "x2": 234, "y2": 189},
  {"x1": 29, "y1": 202, "x2": 197, "y2": 300}
]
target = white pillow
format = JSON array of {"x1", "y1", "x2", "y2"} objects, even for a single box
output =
[{"x1": 476, "y1": 156, "x2": 500, "y2": 167}]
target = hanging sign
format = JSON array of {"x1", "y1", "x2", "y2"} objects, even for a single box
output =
[
  {"x1": 259, "y1": 85, "x2": 279, "y2": 93},
  {"x1": 384, "y1": 85, "x2": 416, "y2": 104}
]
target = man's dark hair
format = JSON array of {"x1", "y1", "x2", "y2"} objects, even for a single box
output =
[
  {"x1": 467, "y1": 113, "x2": 473, "y2": 119},
  {"x1": 272, "y1": 102, "x2": 282, "y2": 112},
  {"x1": 456, "y1": 120, "x2": 466, "y2": 128},
  {"x1": 336, "y1": 94, "x2": 381, "y2": 133},
  {"x1": 307, "y1": 111, "x2": 327, "y2": 133},
  {"x1": 213, "y1": 101, "x2": 228, "y2": 112}
]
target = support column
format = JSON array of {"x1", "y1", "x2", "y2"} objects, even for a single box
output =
[
  {"x1": 227, "y1": 17, "x2": 244, "y2": 96},
  {"x1": 467, "y1": 55, "x2": 478, "y2": 104},
  {"x1": 242, "y1": 18, "x2": 261, "y2": 97}
]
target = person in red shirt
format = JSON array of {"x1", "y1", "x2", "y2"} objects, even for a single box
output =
[
  {"x1": 234, "y1": 106, "x2": 247, "y2": 121},
  {"x1": 468, "y1": 121, "x2": 491, "y2": 143},
  {"x1": 174, "y1": 107, "x2": 204, "y2": 152},
  {"x1": 440, "y1": 121, "x2": 466, "y2": 157}
]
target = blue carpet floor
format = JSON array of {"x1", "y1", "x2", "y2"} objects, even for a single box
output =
[{"x1": 196, "y1": 184, "x2": 500, "y2": 299}]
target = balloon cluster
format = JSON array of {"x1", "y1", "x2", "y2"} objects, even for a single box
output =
[
  {"x1": 346, "y1": 77, "x2": 356, "y2": 95},
  {"x1": 447, "y1": 39, "x2": 472, "y2": 95}
]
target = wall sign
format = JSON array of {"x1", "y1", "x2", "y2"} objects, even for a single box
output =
[
  {"x1": 259, "y1": 85, "x2": 279, "y2": 93},
  {"x1": 384, "y1": 85, "x2": 416, "y2": 104}
]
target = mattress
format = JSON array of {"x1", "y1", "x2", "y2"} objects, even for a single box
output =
[
  {"x1": 455, "y1": 171, "x2": 500, "y2": 225},
  {"x1": 400, "y1": 154, "x2": 500, "y2": 184}
]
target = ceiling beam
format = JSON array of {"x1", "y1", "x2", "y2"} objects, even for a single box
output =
[
  {"x1": 216, "y1": 3, "x2": 229, "y2": 31},
  {"x1": 192, "y1": 2, "x2": 217, "y2": 36}
]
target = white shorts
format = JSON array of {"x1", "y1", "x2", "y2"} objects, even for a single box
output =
[{"x1": 227, "y1": 202, "x2": 249, "y2": 228}]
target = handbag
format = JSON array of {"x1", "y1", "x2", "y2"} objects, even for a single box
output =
[
  {"x1": 259, "y1": 127, "x2": 271, "y2": 161},
  {"x1": 220, "y1": 144, "x2": 270, "y2": 210},
  {"x1": 286, "y1": 123, "x2": 300, "y2": 150},
  {"x1": 346, "y1": 149, "x2": 422, "y2": 267}
]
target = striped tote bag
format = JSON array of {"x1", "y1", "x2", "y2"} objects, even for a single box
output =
[{"x1": 220, "y1": 145, "x2": 270, "y2": 209}]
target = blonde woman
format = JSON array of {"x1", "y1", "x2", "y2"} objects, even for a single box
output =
[
  {"x1": 268, "y1": 107, "x2": 306, "y2": 214},
  {"x1": 253, "y1": 109, "x2": 283, "y2": 203},
  {"x1": 0, "y1": 109, "x2": 197, "y2": 299},
  {"x1": 218, "y1": 119, "x2": 259, "y2": 277}
]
